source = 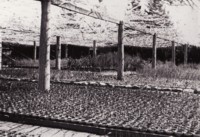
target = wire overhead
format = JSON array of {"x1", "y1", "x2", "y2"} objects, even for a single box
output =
[
  {"x1": 34, "y1": 0, "x2": 119, "y2": 25},
  {"x1": 12, "y1": 0, "x2": 190, "y2": 46}
]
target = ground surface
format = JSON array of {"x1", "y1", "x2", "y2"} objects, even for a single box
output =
[
  {"x1": 97, "y1": 71, "x2": 200, "y2": 90},
  {"x1": 0, "y1": 79, "x2": 200, "y2": 135},
  {"x1": 1, "y1": 68, "x2": 200, "y2": 90}
]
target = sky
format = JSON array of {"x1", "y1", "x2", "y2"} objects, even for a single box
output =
[
  {"x1": 69, "y1": 0, "x2": 129, "y2": 20},
  {"x1": 0, "y1": 0, "x2": 199, "y2": 45},
  {"x1": 166, "y1": 4, "x2": 200, "y2": 45},
  {"x1": 93, "y1": 0, "x2": 200, "y2": 45},
  {"x1": 97, "y1": 0, "x2": 129, "y2": 20}
]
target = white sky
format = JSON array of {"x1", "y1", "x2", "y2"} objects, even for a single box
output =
[
  {"x1": 85, "y1": 0, "x2": 200, "y2": 45},
  {"x1": 72, "y1": 0, "x2": 129, "y2": 20},
  {"x1": 98, "y1": 0, "x2": 129, "y2": 20},
  {"x1": 166, "y1": 5, "x2": 200, "y2": 45},
  {"x1": 0, "y1": 0, "x2": 200, "y2": 45},
  {"x1": 86, "y1": 0, "x2": 200, "y2": 45}
]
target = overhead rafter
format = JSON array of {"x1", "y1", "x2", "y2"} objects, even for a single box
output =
[{"x1": 35, "y1": 0, "x2": 119, "y2": 25}]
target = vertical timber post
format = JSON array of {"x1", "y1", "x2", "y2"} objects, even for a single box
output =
[
  {"x1": 93, "y1": 40, "x2": 97, "y2": 66},
  {"x1": 56, "y1": 36, "x2": 61, "y2": 70},
  {"x1": 0, "y1": 33, "x2": 2, "y2": 70},
  {"x1": 64, "y1": 44, "x2": 68, "y2": 58},
  {"x1": 33, "y1": 41, "x2": 37, "y2": 61},
  {"x1": 172, "y1": 41, "x2": 176, "y2": 65},
  {"x1": 39, "y1": 0, "x2": 51, "y2": 91},
  {"x1": 117, "y1": 21, "x2": 124, "y2": 80},
  {"x1": 93, "y1": 40, "x2": 97, "y2": 58},
  {"x1": 152, "y1": 33, "x2": 157, "y2": 69},
  {"x1": 184, "y1": 44, "x2": 188, "y2": 65}
]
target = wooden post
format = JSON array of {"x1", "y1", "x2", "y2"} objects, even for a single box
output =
[
  {"x1": 64, "y1": 44, "x2": 68, "y2": 58},
  {"x1": 93, "y1": 40, "x2": 97, "y2": 66},
  {"x1": 152, "y1": 33, "x2": 157, "y2": 69},
  {"x1": 39, "y1": 0, "x2": 51, "y2": 91},
  {"x1": 0, "y1": 33, "x2": 2, "y2": 70},
  {"x1": 33, "y1": 41, "x2": 37, "y2": 61},
  {"x1": 56, "y1": 36, "x2": 61, "y2": 70},
  {"x1": 117, "y1": 21, "x2": 124, "y2": 80},
  {"x1": 184, "y1": 44, "x2": 188, "y2": 65},
  {"x1": 172, "y1": 41, "x2": 176, "y2": 65},
  {"x1": 93, "y1": 40, "x2": 97, "y2": 58}
]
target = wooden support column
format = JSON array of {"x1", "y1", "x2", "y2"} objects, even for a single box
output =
[
  {"x1": 172, "y1": 41, "x2": 176, "y2": 65},
  {"x1": 152, "y1": 33, "x2": 157, "y2": 69},
  {"x1": 184, "y1": 44, "x2": 188, "y2": 65},
  {"x1": 117, "y1": 21, "x2": 124, "y2": 80},
  {"x1": 64, "y1": 44, "x2": 68, "y2": 58},
  {"x1": 56, "y1": 36, "x2": 61, "y2": 70},
  {"x1": 39, "y1": 0, "x2": 51, "y2": 91},
  {"x1": 33, "y1": 41, "x2": 37, "y2": 61},
  {"x1": 0, "y1": 33, "x2": 2, "y2": 70},
  {"x1": 93, "y1": 40, "x2": 97, "y2": 58},
  {"x1": 93, "y1": 40, "x2": 97, "y2": 66}
]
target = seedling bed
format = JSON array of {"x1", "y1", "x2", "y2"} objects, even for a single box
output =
[{"x1": 0, "y1": 80, "x2": 199, "y2": 137}]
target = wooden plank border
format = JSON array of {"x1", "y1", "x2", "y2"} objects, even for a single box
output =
[{"x1": 0, "y1": 111, "x2": 175, "y2": 137}]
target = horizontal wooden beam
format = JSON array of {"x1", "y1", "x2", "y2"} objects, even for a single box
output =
[{"x1": 35, "y1": 0, "x2": 119, "y2": 25}]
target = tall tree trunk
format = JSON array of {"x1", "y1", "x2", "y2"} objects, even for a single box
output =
[{"x1": 39, "y1": 0, "x2": 51, "y2": 91}]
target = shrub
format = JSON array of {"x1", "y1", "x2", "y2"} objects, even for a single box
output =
[
  {"x1": 10, "y1": 52, "x2": 146, "y2": 71},
  {"x1": 65, "y1": 52, "x2": 146, "y2": 71},
  {"x1": 138, "y1": 62, "x2": 200, "y2": 80}
]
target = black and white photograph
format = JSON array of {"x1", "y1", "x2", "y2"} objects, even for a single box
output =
[{"x1": 0, "y1": 0, "x2": 200, "y2": 136}]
